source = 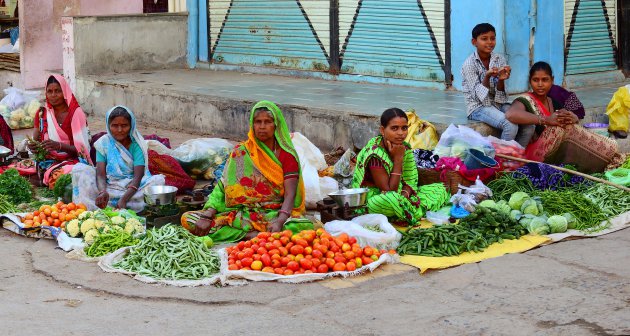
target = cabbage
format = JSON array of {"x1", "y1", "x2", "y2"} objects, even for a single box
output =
[
  {"x1": 519, "y1": 214, "x2": 537, "y2": 228},
  {"x1": 547, "y1": 215, "x2": 568, "y2": 233},
  {"x1": 510, "y1": 209, "x2": 522, "y2": 221},
  {"x1": 562, "y1": 213, "x2": 577, "y2": 229},
  {"x1": 527, "y1": 217, "x2": 549, "y2": 235},
  {"x1": 478, "y1": 200, "x2": 497, "y2": 209},
  {"x1": 520, "y1": 199, "x2": 540, "y2": 216},
  {"x1": 509, "y1": 192, "x2": 530, "y2": 210},
  {"x1": 496, "y1": 200, "x2": 512, "y2": 215}
]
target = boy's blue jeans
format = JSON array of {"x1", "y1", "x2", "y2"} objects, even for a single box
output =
[{"x1": 468, "y1": 104, "x2": 535, "y2": 147}]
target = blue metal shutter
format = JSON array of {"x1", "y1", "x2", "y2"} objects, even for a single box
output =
[
  {"x1": 339, "y1": 0, "x2": 445, "y2": 82},
  {"x1": 565, "y1": 0, "x2": 618, "y2": 75},
  {"x1": 209, "y1": 0, "x2": 330, "y2": 72}
]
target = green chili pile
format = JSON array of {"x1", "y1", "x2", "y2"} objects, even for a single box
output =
[
  {"x1": 533, "y1": 190, "x2": 609, "y2": 233},
  {"x1": 584, "y1": 184, "x2": 630, "y2": 218},
  {"x1": 113, "y1": 225, "x2": 220, "y2": 280},
  {"x1": 397, "y1": 207, "x2": 525, "y2": 257},
  {"x1": 85, "y1": 231, "x2": 140, "y2": 258}
]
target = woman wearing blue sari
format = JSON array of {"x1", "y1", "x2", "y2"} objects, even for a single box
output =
[{"x1": 72, "y1": 106, "x2": 165, "y2": 211}]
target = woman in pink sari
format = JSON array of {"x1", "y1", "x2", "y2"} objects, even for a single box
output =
[
  {"x1": 29, "y1": 75, "x2": 92, "y2": 185},
  {"x1": 506, "y1": 62, "x2": 621, "y2": 173}
]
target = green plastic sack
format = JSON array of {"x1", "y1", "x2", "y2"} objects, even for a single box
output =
[
  {"x1": 283, "y1": 219, "x2": 314, "y2": 234},
  {"x1": 605, "y1": 168, "x2": 630, "y2": 186}
]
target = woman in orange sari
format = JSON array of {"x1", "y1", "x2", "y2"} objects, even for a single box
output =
[
  {"x1": 30, "y1": 75, "x2": 92, "y2": 184},
  {"x1": 506, "y1": 62, "x2": 621, "y2": 173},
  {"x1": 181, "y1": 101, "x2": 310, "y2": 242}
]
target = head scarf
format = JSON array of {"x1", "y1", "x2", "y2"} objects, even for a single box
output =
[
  {"x1": 244, "y1": 100, "x2": 305, "y2": 213},
  {"x1": 42, "y1": 74, "x2": 92, "y2": 164},
  {"x1": 93, "y1": 105, "x2": 150, "y2": 179}
]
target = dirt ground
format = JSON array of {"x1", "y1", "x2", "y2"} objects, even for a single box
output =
[{"x1": 2, "y1": 118, "x2": 630, "y2": 336}]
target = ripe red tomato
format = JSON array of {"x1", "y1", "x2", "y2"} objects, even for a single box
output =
[
  {"x1": 348, "y1": 237, "x2": 357, "y2": 245},
  {"x1": 333, "y1": 263, "x2": 346, "y2": 272},
  {"x1": 346, "y1": 261, "x2": 356, "y2": 272},
  {"x1": 268, "y1": 249, "x2": 280, "y2": 256},
  {"x1": 274, "y1": 268, "x2": 284, "y2": 275},
  {"x1": 241, "y1": 258, "x2": 253, "y2": 268},
  {"x1": 228, "y1": 264, "x2": 239, "y2": 271},
  {"x1": 278, "y1": 247, "x2": 289, "y2": 256},
  {"x1": 334, "y1": 255, "x2": 347, "y2": 264},
  {"x1": 299, "y1": 258, "x2": 313, "y2": 270},
  {"x1": 304, "y1": 247, "x2": 313, "y2": 255},
  {"x1": 295, "y1": 238, "x2": 309, "y2": 248},
  {"x1": 271, "y1": 259, "x2": 282, "y2": 268},
  {"x1": 325, "y1": 251, "x2": 335, "y2": 259},
  {"x1": 311, "y1": 258, "x2": 322, "y2": 268},
  {"x1": 341, "y1": 243, "x2": 351, "y2": 252},
  {"x1": 362, "y1": 256, "x2": 373, "y2": 265},
  {"x1": 352, "y1": 246, "x2": 363, "y2": 257},
  {"x1": 243, "y1": 248, "x2": 254, "y2": 258},
  {"x1": 317, "y1": 264, "x2": 329, "y2": 273},
  {"x1": 262, "y1": 267, "x2": 274, "y2": 273},
  {"x1": 325, "y1": 258, "x2": 336, "y2": 269},
  {"x1": 280, "y1": 257, "x2": 291, "y2": 266},
  {"x1": 283, "y1": 269, "x2": 294, "y2": 276},
  {"x1": 311, "y1": 250, "x2": 323, "y2": 259},
  {"x1": 289, "y1": 245, "x2": 304, "y2": 255},
  {"x1": 272, "y1": 240, "x2": 283, "y2": 248},
  {"x1": 320, "y1": 238, "x2": 330, "y2": 247},
  {"x1": 330, "y1": 245, "x2": 340, "y2": 253},
  {"x1": 343, "y1": 251, "x2": 355, "y2": 260},
  {"x1": 257, "y1": 247, "x2": 268, "y2": 255},
  {"x1": 237, "y1": 241, "x2": 245, "y2": 250},
  {"x1": 261, "y1": 254, "x2": 272, "y2": 267},
  {"x1": 280, "y1": 236, "x2": 290, "y2": 246},
  {"x1": 287, "y1": 261, "x2": 300, "y2": 272},
  {"x1": 363, "y1": 247, "x2": 374, "y2": 257},
  {"x1": 237, "y1": 251, "x2": 246, "y2": 260},
  {"x1": 253, "y1": 254, "x2": 261, "y2": 261},
  {"x1": 281, "y1": 230, "x2": 293, "y2": 238}
]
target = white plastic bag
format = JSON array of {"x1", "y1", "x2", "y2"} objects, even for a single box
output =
[
  {"x1": 435, "y1": 124, "x2": 495, "y2": 158},
  {"x1": 0, "y1": 87, "x2": 26, "y2": 110},
  {"x1": 170, "y1": 138, "x2": 232, "y2": 180},
  {"x1": 324, "y1": 214, "x2": 402, "y2": 250},
  {"x1": 0, "y1": 87, "x2": 40, "y2": 129},
  {"x1": 449, "y1": 190, "x2": 477, "y2": 213},
  {"x1": 334, "y1": 148, "x2": 356, "y2": 177},
  {"x1": 292, "y1": 132, "x2": 336, "y2": 208},
  {"x1": 146, "y1": 139, "x2": 173, "y2": 156},
  {"x1": 459, "y1": 177, "x2": 492, "y2": 202}
]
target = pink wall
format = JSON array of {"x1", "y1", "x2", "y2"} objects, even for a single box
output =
[{"x1": 19, "y1": 0, "x2": 143, "y2": 89}]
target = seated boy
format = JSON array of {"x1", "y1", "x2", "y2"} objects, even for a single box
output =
[{"x1": 461, "y1": 23, "x2": 534, "y2": 146}]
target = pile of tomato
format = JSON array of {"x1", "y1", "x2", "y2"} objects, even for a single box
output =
[
  {"x1": 226, "y1": 228, "x2": 394, "y2": 275},
  {"x1": 21, "y1": 202, "x2": 87, "y2": 228}
]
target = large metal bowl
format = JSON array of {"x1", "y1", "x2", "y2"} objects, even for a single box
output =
[
  {"x1": 328, "y1": 188, "x2": 369, "y2": 208},
  {"x1": 144, "y1": 185, "x2": 178, "y2": 206},
  {"x1": 0, "y1": 145, "x2": 10, "y2": 158}
]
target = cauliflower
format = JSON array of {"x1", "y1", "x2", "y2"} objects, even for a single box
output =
[
  {"x1": 110, "y1": 216, "x2": 126, "y2": 225},
  {"x1": 80, "y1": 218, "x2": 96, "y2": 235},
  {"x1": 83, "y1": 229, "x2": 99, "y2": 245},
  {"x1": 93, "y1": 219, "x2": 106, "y2": 229},
  {"x1": 65, "y1": 219, "x2": 81, "y2": 237},
  {"x1": 103, "y1": 224, "x2": 122, "y2": 233},
  {"x1": 26, "y1": 100, "x2": 40, "y2": 117},
  {"x1": 78, "y1": 211, "x2": 92, "y2": 220},
  {"x1": 124, "y1": 218, "x2": 144, "y2": 235}
]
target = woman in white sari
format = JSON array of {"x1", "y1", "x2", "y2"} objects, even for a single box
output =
[{"x1": 72, "y1": 106, "x2": 165, "y2": 212}]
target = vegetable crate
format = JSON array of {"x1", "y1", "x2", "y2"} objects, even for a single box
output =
[{"x1": 417, "y1": 169, "x2": 475, "y2": 195}]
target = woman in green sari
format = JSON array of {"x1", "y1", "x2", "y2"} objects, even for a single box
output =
[
  {"x1": 352, "y1": 108, "x2": 449, "y2": 226},
  {"x1": 181, "y1": 101, "x2": 310, "y2": 241}
]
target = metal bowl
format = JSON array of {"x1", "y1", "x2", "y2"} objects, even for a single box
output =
[
  {"x1": 0, "y1": 146, "x2": 10, "y2": 158},
  {"x1": 328, "y1": 188, "x2": 369, "y2": 208},
  {"x1": 144, "y1": 185, "x2": 178, "y2": 206}
]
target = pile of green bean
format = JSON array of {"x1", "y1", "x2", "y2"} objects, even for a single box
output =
[
  {"x1": 535, "y1": 190, "x2": 609, "y2": 233},
  {"x1": 113, "y1": 224, "x2": 220, "y2": 280},
  {"x1": 488, "y1": 174, "x2": 535, "y2": 201},
  {"x1": 584, "y1": 184, "x2": 630, "y2": 218},
  {"x1": 397, "y1": 207, "x2": 525, "y2": 257},
  {"x1": 0, "y1": 194, "x2": 17, "y2": 214},
  {"x1": 85, "y1": 231, "x2": 139, "y2": 258}
]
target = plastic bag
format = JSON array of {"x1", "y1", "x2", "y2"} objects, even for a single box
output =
[
  {"x1": 487, "y1": 136, "x2": 525, "y2": 171},
  {"x1": 170, "y1": 138, "x2": 232, "y2": 180},
  {"x1": 458, "y1": 177, "x2": 492, "y2": 203},
  {"x1": 0, "y1": 88, "x2": 40, "y2": 130},
  {"x1": 324, "y1": 214, "x2": 402, "y2": 250},
  {"x1": 449, "y1": 190, "x2": 477, "y2": 213},
  {"x1": 292, "y1": 132, "x2": 337, "y2": 208},
  {"x1": 435, "y1": 124, "x2": 495, "y2": 159},
  {"x1": 605, "y1": 167, "x2": 630, "y2": 186},
  {"x1": 606, "y1": 86, "x2": 630, "y2": 132},
  {"x1": 405, "y1": 110, "x2": 439, "y2": 150},
  {"x1": 333, "y1": 148, "x2": 356, "y2": 177}
]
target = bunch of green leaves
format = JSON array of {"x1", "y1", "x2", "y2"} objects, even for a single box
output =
[
  {"x1": 52, "y1": 174, "x2": 72, "y2": 198},
  {"x1": 0, "y1": 169, "x2": 34, "y2": 205},
  {"x1": 26, "y1": 136, "x2": 48, "y2": 162}
]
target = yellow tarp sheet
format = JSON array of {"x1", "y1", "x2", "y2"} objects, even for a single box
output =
[{"x1": 399, "y1": 234, "x2": 550, "y2": 273}]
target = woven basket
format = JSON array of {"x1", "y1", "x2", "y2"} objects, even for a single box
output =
[{"x1": 418, "y1": 168, "x2": 475, "y2": 194}]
